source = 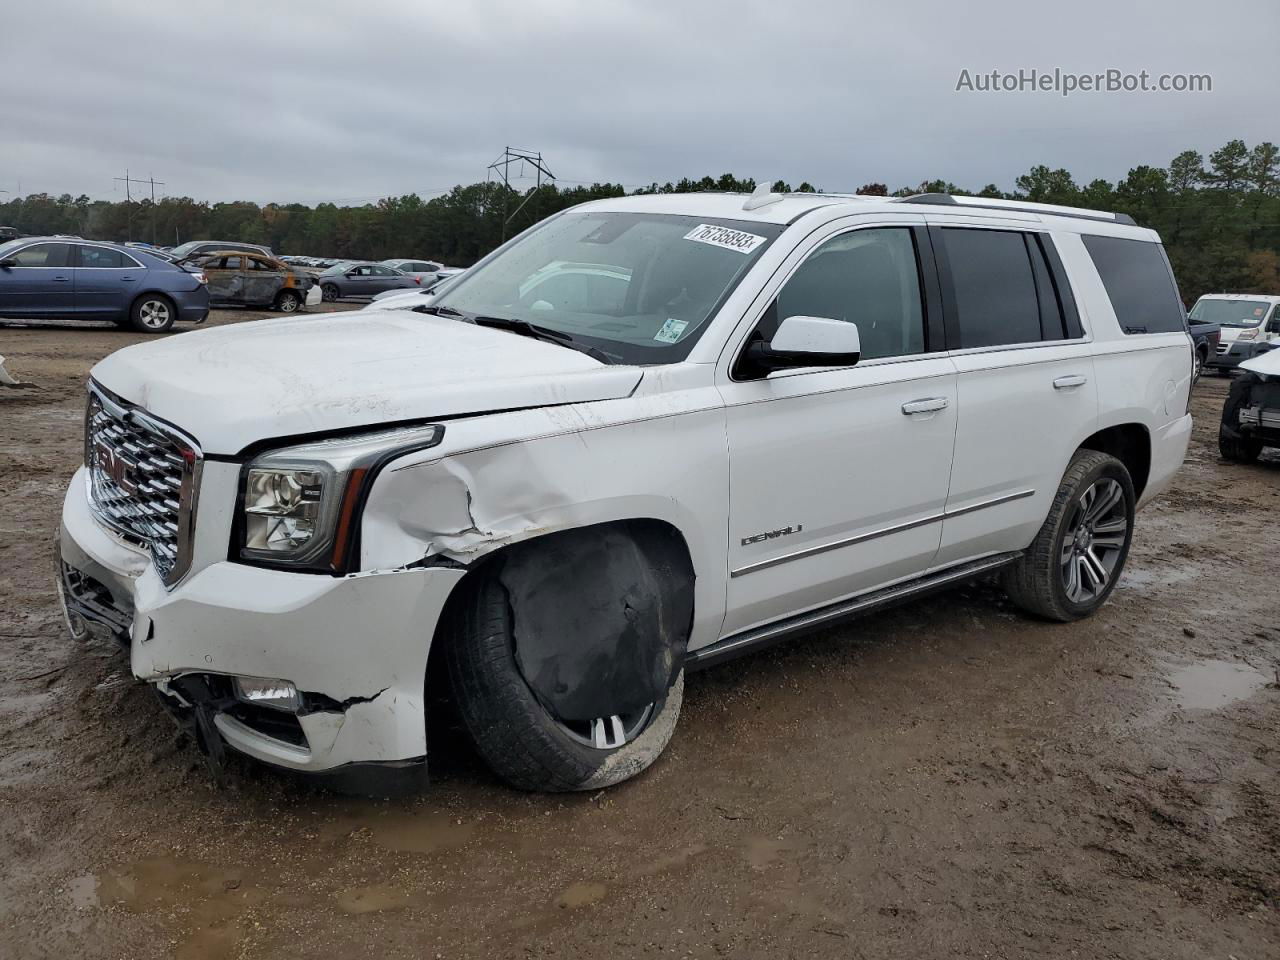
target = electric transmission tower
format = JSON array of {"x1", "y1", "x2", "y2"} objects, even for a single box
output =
[
  {"x1": 113, "y1": 170, "x2": 165, "y2": 243},
  {"x1": 486, "y1": 147, "x2": 554, "y2": 240}
]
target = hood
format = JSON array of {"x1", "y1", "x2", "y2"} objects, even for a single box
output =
[
  {"x1": 92, "y1": 310, "x2": 642, "y2": 454},
  {"x1": 1240, "y1": 347, "x2": 1280, "y2": 378},
  {"x1": 1219, "y1": 324, "x2": 1263, "y2": 343}
]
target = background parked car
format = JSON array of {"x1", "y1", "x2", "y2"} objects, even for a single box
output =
[
  {"x1": 1219, "y1": 348, "x2": 1280, "y2": 462},
  {"x1": 1186, "y1": 316, "x2": 1220, "y2": 380},
  {"x1": 0, "y1": 237, "x2": 208, "y2": 332},
  {"x1": 1194, "y1": 293, "x2": 1280, "y2": 374},
  {"x1": 380, "y1": 258, "x2": 463, "y2": 284},
  {"x1": 178, "y1": 250, "x2": 315, "y2": 313},
  {"x1": 170, "y1": 239, "x2": 275, "y2": 259},
  {"x1": 317, "y1": 261, "x2": 418, "y2": 301},
  {"x1": 0, "y1": 226, "x2": 21, "y2": 244}
]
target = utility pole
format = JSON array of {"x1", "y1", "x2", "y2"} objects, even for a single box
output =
[
  {"x1": 486, "y1": 147, "x2": 554, "y2": 241},
  {"x1": 113, "y1": 170, "x2": 165, "y2": 243}
]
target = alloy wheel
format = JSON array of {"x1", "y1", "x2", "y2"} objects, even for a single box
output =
[
  {"x1": 138, "y1": 299, "x2": 171, "y2": 329},
  {"x1": 1060, "y1": 477, "x2": 1128, "y2": 604},
  {"x1": 553, "y1": 702, "x2": 656, "y2": 750}
]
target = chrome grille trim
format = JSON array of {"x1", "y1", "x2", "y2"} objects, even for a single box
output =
[{"x1": 84, "y1": 383, "x2": 202, "y2": 587}]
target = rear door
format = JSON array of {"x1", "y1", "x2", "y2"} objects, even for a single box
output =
[
  {"x1": 72, "y1": 244, "x2": 145, "y2": 318},
  {"x1": 368, "y1": 263, "x2": 410, "y2": 294},
  {"x1": 0, "y1": 242, "x2": 74, "y2": 317},
  {"x1": 929, "y1": 223, "x2": 1099, "y2": 567},
  {"x1": 204, "y1": 256, "x2": 246, "y2": 303}
]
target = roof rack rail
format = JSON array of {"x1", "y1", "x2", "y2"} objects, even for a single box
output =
[{"x1": 897, "y1": 193, "x2": 1136, "y2": 226}]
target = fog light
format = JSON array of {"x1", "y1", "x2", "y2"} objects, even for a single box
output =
[{"x1": 232, "y1": 676, "x2": 302, "y2": 713}]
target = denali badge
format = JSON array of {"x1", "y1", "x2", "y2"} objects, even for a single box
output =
[{"x1": 741, "y1": 524, "x2": 803, "y2": 547}]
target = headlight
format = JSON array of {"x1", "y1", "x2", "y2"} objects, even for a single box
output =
[
  {"x1": 1238, "y1": 328, "x2": 1259, "y2": 341},
  {"x1": 238, "y1": 423, "x2": 444, "y2": 571}
]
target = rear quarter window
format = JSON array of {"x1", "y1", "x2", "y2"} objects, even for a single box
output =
[{"x1": 1081, "y1": 235, "x2": 1185, "y2": 335}]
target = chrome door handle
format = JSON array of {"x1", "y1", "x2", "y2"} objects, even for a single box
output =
[
  {"x1": 1053, "y1": 375, "x2": 1087, "y2": 389},
  {"x1": 901, "y1": 397, "x2": 950, "y2": 415},
  {"x1": 120, "y1": 275, "x2": 136, "y2": 282},
  {"x1": 52, "y1": 275, "x2": 71, "y2": 282}
]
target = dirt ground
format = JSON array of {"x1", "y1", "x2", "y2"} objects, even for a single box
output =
[{"x1": 1, "y1": 309, "x2": 1277, "y2": 959}]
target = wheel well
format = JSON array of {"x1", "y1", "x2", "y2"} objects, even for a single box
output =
[
  {"x1": 1078, "y1": 424, "x2": 1150, "y2": 499},
  {"x1": 428, "y1": 518, "x2": 695, "y2": 675},
  {"x1": 131, "y1": 290, "x2": 174, "y2": 309}
]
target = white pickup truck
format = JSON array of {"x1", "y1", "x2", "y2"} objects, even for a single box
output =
[{"x1": 58, "y1": 190, "x2": 1194, "y2": 793}]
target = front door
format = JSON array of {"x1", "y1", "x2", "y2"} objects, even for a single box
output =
[
  {"x1": 0, "y1": 241, "x2": 74, "y2": 317},
  {"x1": 718, "y1": 223, "x2": 958, "y2": 637}
]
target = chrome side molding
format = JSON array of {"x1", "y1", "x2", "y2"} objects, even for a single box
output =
[{"x1": 731, "y1": 489, "x2": 1034, "y2": 578}]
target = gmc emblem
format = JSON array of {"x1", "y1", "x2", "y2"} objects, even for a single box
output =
[
  {"x1": 741, "y1": 524, "x2": 803, "y2": 547},
  {"x1": 93, "y1": 439, "x2": 140, "y2": 495}
]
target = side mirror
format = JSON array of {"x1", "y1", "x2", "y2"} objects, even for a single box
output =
[
  {"x1": 0, "y1": 258, "x2": 15, "y2": 268},
  {"x1": 741, "y1": 315, "x2": 861, "y2": 378}
]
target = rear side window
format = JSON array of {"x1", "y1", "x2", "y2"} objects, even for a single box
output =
[
  {"x1": 940, "y1": 229, "x2": 1042, "y2": 348},
  {"x1": 1081, "y1": 235, "x2": 1185, "y2": 334},
  {"x1": 77, "y1": 246, "x2": 133, "y2": 268}
]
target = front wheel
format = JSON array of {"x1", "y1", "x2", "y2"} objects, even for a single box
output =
[
  {"x1": 1002, "y1": 450, "x2": 1135, "y2": 622},
  {"x1": 1193, "y1": 348, "x2": 1205, "y2": 381},
  {"x1": 320, "y1": 283, "x2": 339, "y2": 303},
  {"x1": 129, "y1": 294, "x2": 176, "y2": 333},
  {"x1": 1218, "y1": 427, "x2": 1262, "y2": 463},
  {"x1": 275, "y1": 290, "x2": 302, "y2": 313},
  {"x1": 444, "y1": 572, "x2": 683, "y2": 792}
]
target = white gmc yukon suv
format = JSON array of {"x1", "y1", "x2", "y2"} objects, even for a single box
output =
[{"x1": 58, "y1": 190, "x2": 1194, "y2": 793}]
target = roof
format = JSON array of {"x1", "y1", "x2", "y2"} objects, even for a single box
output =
[
  {"x1": 1195, "y1": 292, "x2": 1280, "y2": 302},
  {"x1": 575, "y1": 190, "x2": 1154, "y2": 237}
]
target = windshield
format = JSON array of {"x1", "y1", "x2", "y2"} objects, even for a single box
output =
[
  {"x1": 432, "y1": 211, "x2": 782, "y2": 364},
  {"x1": 1189, "y1": 298, "x2": 1272, "y2": 327}
]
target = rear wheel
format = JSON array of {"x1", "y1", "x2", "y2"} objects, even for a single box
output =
[
  {"x1": 444, "y1": 570, "x2": 683, "y2": 792},
  {"x1": 321, "y1": 283, "x2": 339, "y2": 302},
  {"x1": 129, "y1": 294, "x2": 175, "y2": 333},
  {"x1": 275, "y1": 290, "x2": 302, "y2": 313},
  {"x1": 1002, "y1": 450, "x2": 1135, "y2": 622}
]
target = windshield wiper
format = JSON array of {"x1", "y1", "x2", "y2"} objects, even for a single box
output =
[
  {"x1": 413, "y1": 303, "x2": 465, "y2": 317},
  {"x1": 471, "y1": 315, "x2": 615, "y2": 363},
  {"x1": 413, "y1": 305, "x2": 616, "y2": 363}
]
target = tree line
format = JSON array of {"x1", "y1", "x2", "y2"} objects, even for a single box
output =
[{"x1": 2, "y1": 138, "x2": 1276, "y2": 302}]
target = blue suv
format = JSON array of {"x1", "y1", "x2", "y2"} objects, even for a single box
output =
[{"x1": 0, "y1": 238, "x2": 209, "y2": 333}]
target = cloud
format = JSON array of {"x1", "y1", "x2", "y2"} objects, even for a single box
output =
[{"x1": 1, "y1": 0, "x2": 1274, "y2": 203}]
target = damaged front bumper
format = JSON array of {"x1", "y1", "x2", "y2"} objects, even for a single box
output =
[{"x1": 58, "y1": 466, "x2": 465, "y2": 780}]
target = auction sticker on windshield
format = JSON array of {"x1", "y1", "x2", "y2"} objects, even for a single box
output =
[{"x1": 683, "y1": 223, "x2": 766, "y2": 254}]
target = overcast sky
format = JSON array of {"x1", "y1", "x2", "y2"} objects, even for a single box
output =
[{"x1": 2, "y1": 0, "x2": 1275, "y2": 205}]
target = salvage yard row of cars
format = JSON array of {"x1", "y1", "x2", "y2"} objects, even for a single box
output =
[{"x1": 0, "y1": 236, "x2": 462, "y2": 329}]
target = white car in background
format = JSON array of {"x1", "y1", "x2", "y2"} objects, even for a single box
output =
[
  {"x1": 58, "y1": 189, "x2": 1193, "y2": 795},
  {"x1": 1194, "y1": 293, "x2": 1280, "y2": 373},
  {"x1": 381, "y1": 258, "x2": 463, "y2": 285}
]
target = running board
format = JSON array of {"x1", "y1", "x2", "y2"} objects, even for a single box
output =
[{"x1": 686, "y1": 552, "x2": 1022, "y2": 671}]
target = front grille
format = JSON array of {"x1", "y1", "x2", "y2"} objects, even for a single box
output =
[
  {"x1": 1216, "y1": 343, "x2": 1230, "y2": 355},
  {"x1": 85, "y1": 385, "x2": 202, "y2": 586}
]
